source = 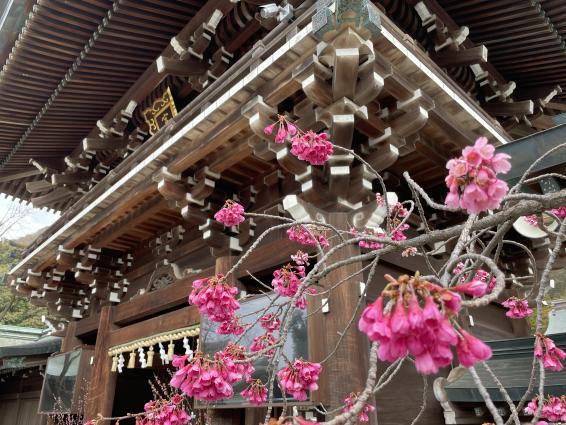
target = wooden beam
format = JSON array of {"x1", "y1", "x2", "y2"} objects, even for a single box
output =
[
  {"x1": 432, "y1": 45, "x2": 488, "y2": 67},
  {"x1": 483, "y1": 100, "x2": 534, "y2": 116},
  {"x1": 156, "y1": 55, "x2": 208, "y2": 76},
  {"x1": 0, "y1": 169, "x2": 42, "y2": 183},
  {"x1": 546, "y1": 101, "x2": 566, "y2": 112},
  {"x1": 83, "y1": 137, "x2": 129, "y2": 151},
  {"x1": 107, "y1": 306, "x2": 199, "y2": 348},
  {"x1": 25, "y1": 179, "x2": 53, "y2": 194}
]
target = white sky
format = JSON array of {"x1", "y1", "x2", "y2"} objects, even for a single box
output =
[{"x1": 0, "y1": 196, "x2": 59, "y2": 240}]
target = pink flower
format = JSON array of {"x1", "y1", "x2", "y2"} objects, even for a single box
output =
[
  {"x1": 456, "y1": 330, "x2": 492, "y2": 367},
  {"x1": 250, "y1": 333, "x2": 277, "y2": 358},
  {"x1": 291, "y1": 250, "x2": 310, "y2": 266},
  {"x1": 260, "y1": 314, "x2": 281, "y2": 332},
  {"x1": 526, "y1": 394, "x2": 566, "y2": 423},
  {"x1": 264, "y1": 124, "x2": 275, "y2": 135},
  {"x1": 189, "y1": 274, "x2": 239, "y2": 323},
  {"x1": 525, "y1": 397, "x2": 538, "y2": 415},
  {"x1": 290, "y1": 131, "x2": 333, "y2": 165},
  {"x1": 343, "y1": 392, "x2": 376, "y2": 422},
  {"x1": 272, "y1": 264, "x2": 305, "y2": 299},
  {"x1": 501, "y1": 297, "x2": 533, "y2": 319},
  {"x1": 401, "y1": 247, "x2": 417, "y2": 257},
  {"x1": 453, "y1": 279, "x2": 487, "y2": 297},
  {"x1": 214, "y1": 200, "x2": 245, "y2": 226},
  {"x1": 217, "y1": 317, "x2": 246, "y2": 335},
  {"x1": 491, "y1": 153, "x2": 512, "y2": 173},
  {"x1": 444, "y1": 137, "x2": 510, "y2": 214},
  {"x1": 351, "y1": 227, "x2": 384, "y2": 250},
  {"x1": 136, "y1": 398, "x2": 190, "y2": 425},
  {"x1": 277, "y1": 359, "x2": 321, "y2": 401},
  {"x1": 287, "y1": 225, "x2": 329, "y2": 247},
  {"x1": 240, "y1": 379, "x2": 267, "y2": 405},
  {"x1": 535, "y1": 334, "x2": 566, "y2": 372},
  {"x1": 170, "y1": 352, "x2": 236, "y2": 401},
  {"x1": 552, "y1": 206, "x2": 566, "y2": 219},
  {"x1": 359, "y1": 275, "x2": 465, "y2": 375}
]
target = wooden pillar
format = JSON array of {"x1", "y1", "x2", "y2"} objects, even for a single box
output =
[
  {"x1": 84, "y1": 306, "x2": 117, "y2": 423},
  {"x1": 309, "y1": 212, "x2": 377, "y2": 424},
  {"x1": 60, "y1": 321, "x2": 82, "y2": 352}
]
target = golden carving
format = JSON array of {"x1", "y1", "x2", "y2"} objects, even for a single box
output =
[{"x1": 143, "y1": 87, "x2": 178, "y2": 135}]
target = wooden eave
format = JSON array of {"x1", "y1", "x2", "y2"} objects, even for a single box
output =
[
  {"x1": 0, "y1": 0, "x2": 207, "y2": 208},
  {"x1": 437, "y1": 0, "x2": 566, "y2": 101},
  {"x1": 8, "y1": 1, "x2": 512, "y2": 292}
]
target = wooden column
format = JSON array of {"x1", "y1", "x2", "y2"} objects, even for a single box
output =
[
  {"x1": 309, "y1": 212, "x2": 377, "y2": 424},
  {"x1": 60, "y1": 321, "x2": 82, "y2": 352},
  {"x1": 84, "y1": 306, "x2": 117, "y2": 423}
]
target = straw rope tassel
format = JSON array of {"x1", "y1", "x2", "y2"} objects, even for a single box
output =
[
  {"x1": 167, "y1": 340, "x2": 174, "y2": 361},
  {"x1": 111, "y1": 355, "x2": 118, "y2": 372},
  {"x1": 147, "y1": 346, "x2": 154, "y2": 367},
  {"x1": 128, "y1": 350, "x2": 136, "y2": 369}
]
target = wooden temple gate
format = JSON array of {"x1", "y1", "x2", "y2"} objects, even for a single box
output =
[{"x1": 1, "y1": 0, "x2": 563, "y2": 424}]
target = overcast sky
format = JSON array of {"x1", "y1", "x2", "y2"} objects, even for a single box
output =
[{"x1": 0, "y1": 197, "x2": 59, "y2": 240}]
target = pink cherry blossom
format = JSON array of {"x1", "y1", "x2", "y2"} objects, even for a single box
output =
[
  {"x1": 402, "y1": 247, "x2": 417, "y2": 257},
  {"x1": 291, "y1": 250, "x2": 310, "y2": 266},
  {"x1": 535, "y1": 334, "x2": 566, "y2": 372},
  {"x1": 260, "y1": 314, "x2": 281, "y2": 332},
  {"x1": 272, "y1": 264, "x2": 305, "y2": 299},
  {"x1": 240, "y1": 379, "x2": 268, "y2": 405},
  {"x1": 189, "y1": 274, "x2": 240, "y2": 323},
  {"x1": 453, "y1": 279, "x2": 488, "y2": 297},
  {"x1": 136, "y1": 398, "x2": 190, "y2": 425},
  {"x1": 456, "y1": 330, "x2": 492, "y2": 368},
  {"x1": 552, "y1": 206, "x2": 566, "y2": 219},
  {"x1": 351, "y1": 227, "x2": 385, "y2": 250},
  {"x1": 287, "y1": 225, "x2": 329, "y2": 247},
  {"x1": 264, "y1": 124, "x2": 275, "y2": 135},
  {"x1": 170, "y1": 352, "x2": 235, "y2": 401},
  {"x1": 501, "y1": 297, "x2": 533, "y2": 319},
  {"x1": 526, "y1": 395, "x2": 566, "y2": 423},
  {"x1": 290, "y1": 130, "x2": 333, "y2": 165},
  {"x1": 216, "y1": 317, "x2": 246, "y2": 335},
  {"x1": 445, "y1": 137, "x2": 511, "y2": 214},
  {"x1": 343, "y1": 392, "x2": 376, "y2": 422},
  {"x1": 214, "y1": 200, "x2": 245, "y2": 226},
  {"x1": 358, "y1": 274, "x2": 475, "y2": 374},
  {"x1": 277, "y1": 359, "x2": 321, "y2": 401},
  {"x1": 250, "y1": 333, "x2": 277, "y2": 358}
]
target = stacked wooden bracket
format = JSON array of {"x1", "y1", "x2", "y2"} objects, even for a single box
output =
[{"x1": 9, "y1": 245, "x2": 132, "y2": 319}]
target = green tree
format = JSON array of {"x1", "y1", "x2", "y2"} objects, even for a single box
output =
[{"x1": 0, "y1": 240, "x2": 48, "y2": 328}]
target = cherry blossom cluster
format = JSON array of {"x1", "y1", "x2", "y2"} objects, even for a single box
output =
[
  {"x1": 552, "y1": 206, "x2": 566, "y2": 219},
  {"x1": 526, "y1": 395, "x2": 566, "y2": 423},
  {"x1": 277, "y1": 358, "x2": 322, "y2": 401},
  {"x1": 359, "y1": 274, "x2": 492, "y2": 374},
  {"x1": 445, "y1": 137, "x2": 511, "y2": 214},
  {"x1": 214, "y1": 200, "x2": 245, "y2": 227},
  {"x1": 216, "y1": 317, "x2": 245, "y2": 335},
  {"x1": 250, "y1": 332, "x2": 277, "y2": 358},
  {"x1": 350, "y1": 227, "x2": 384, "y2": 250},
  {"x1": 452, "y1": 262, "x2": 496, "y2": 295},
  {"x1": 501, "y1": 297, "x2": 533, "y2": 319},
  {"x1": 287, "y1": 225, "x2": 329, "y2": 247},
  {"x1": 240, "y1": 378, "x2": 268, "y2": 405},
  {"x1": 260, "y1": 314, "x2": 281, "y2": 332},
  {"x1": 170, "y1": 344, "x2": 254, "y2": 401},
  {"x1": 189, "y1": 274, "x2": 240, "y2": 323},
  {"x1": 135, "y1": 396, "x2": 190, "y2": 425},
  {"x1": 343, "y1": 392, "x2": 376, "y2": 422},
  {"x1": 291, "y1": 250, "x2": 310, "y2": 265},
  {"x1": 535, "y1": 333, "x2": 566, "y2": 372},
  {"x1": 272, "y1": 264, "x2": 314, "y2": 309},
  {"x1": 264, "y1": 116, "x2": 333, "y2": 165}
]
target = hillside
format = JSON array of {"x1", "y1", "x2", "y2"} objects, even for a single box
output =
[{"x1": 0, "y1": 240, "x2": 48, "y2": 328}]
